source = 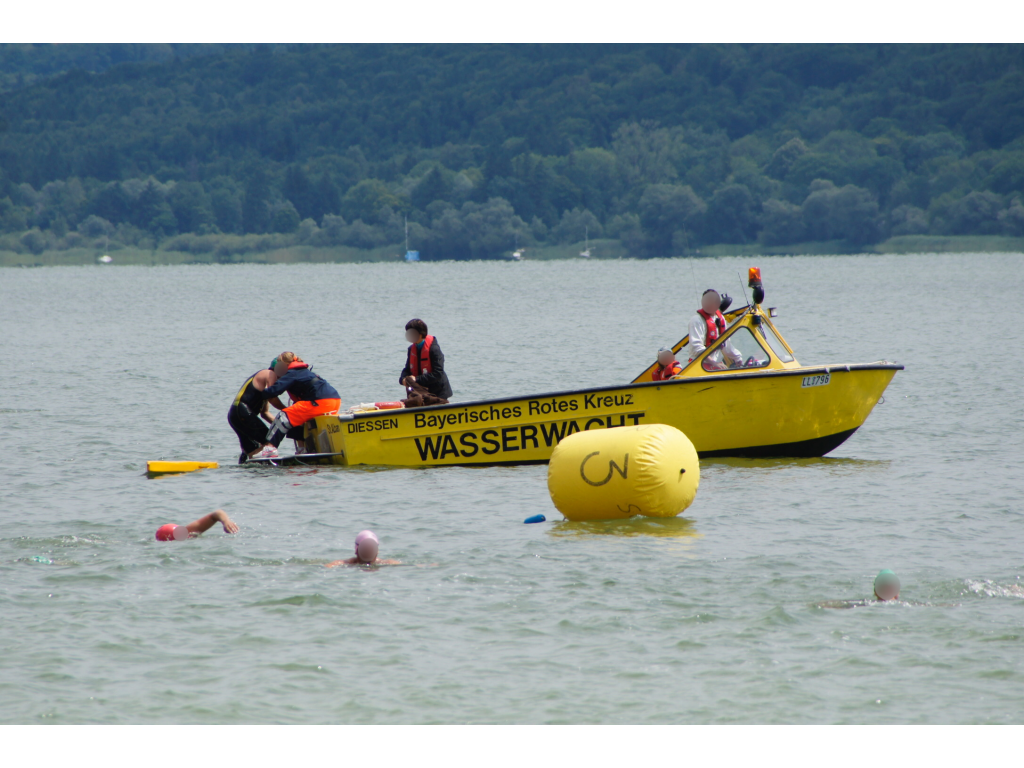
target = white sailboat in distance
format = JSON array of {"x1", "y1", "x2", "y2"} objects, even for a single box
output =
[
  {"x1": 579, "y1": 225, "x2": 591, "y2": 258},
  {"x1": 510, "y1": 232, "x2": 523, "y2": 260}
]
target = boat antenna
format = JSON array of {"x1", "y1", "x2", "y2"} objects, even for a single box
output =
[
  {"x1": 736, "y1": 270, "x2": 750, "y2": 307},
  {"x1": 688, "y1": 252, "x2": 699, "y2": 306},
  {"x1": 405, "y1": 216, "x2": 409, "y2": 252}
]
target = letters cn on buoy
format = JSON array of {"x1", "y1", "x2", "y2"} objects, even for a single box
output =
[{"x1": 546, "y1": 424, "x2": 699, "y2": 521}]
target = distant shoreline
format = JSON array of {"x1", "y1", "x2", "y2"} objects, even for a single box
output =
[{"x1": 2, "y1": 234, "x2": 1022, "y2": 267}]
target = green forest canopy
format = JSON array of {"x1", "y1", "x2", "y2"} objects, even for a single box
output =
[{"x1": 1, "y1": 43, "x2": 1023, "y2": 259}]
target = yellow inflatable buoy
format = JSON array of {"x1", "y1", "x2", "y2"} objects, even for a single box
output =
[{"x1": 546, "y1": 424, "x2": 699, "y2": 521}]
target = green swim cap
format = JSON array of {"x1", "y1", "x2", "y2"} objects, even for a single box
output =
[
  {"x1": 269, "y1": 358, "x2": 278, "y2": 370},
  {"x1": 873, "y1": 569, "x2": 900, "y2": 599}
]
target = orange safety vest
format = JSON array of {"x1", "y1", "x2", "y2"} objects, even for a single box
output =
[
  {"x1": 652, "y1": 360, "x2": 683, "y2": 381},
  {"x1": 408, "y1": 335, "x2": 435, "y2": 376},
  {"x1": 696, "y1": 309, "x2": 726, "y2": 346}
]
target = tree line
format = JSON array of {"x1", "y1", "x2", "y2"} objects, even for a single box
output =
[{"x1": 1, "y1": 43, "x2": 1023, "y2": 259}]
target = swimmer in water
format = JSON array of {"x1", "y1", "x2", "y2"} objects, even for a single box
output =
[
  {"x1": 155, "y1": 509, "x2": 239, "y2": 541},
  {"x1": 873, "y1": 569, "x2": 900, "y2": 601},
  {"x1": 817, "y1": 569, "x2": 902, "y2": 609},
  {"x1": 326, "y1": 530, "x2": 401, "y2": 567}
]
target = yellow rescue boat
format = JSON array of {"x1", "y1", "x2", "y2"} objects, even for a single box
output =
[{"x1": 305, "y1": 268, "x2": 902, "y2": 466}]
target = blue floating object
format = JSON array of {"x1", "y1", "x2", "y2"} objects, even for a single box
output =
[
  {"x1": 30, "y1": 556, "x2": 52, "y2": 564},
  {"x1": 524, "y1": 514, "x2": 546, "y2": 524}
]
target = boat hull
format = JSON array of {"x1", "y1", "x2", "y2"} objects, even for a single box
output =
[{"x1": 305, "y1": 363, "x2": 901, "y2": 467}]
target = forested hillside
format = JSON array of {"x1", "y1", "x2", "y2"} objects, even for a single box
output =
[
  {"x1": 0, "y1": 44, "x2": 244, "y2": 94},
  {"x1": 1, "y1": 43, "x2": 1023, "y2": 261}
]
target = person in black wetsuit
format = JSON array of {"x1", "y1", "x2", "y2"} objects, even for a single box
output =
[
  {"x1": 228, "y1": 362, "x2": 286, "y2": 464},
  {"x1": 399, "y1": 318, "x2": 453, "y2": 402}
]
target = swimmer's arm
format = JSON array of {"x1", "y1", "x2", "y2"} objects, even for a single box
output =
[
  {"x1": 325, "y1": 558, "x2": 402, "y2": 567},
  {"x1": 260, "y1": 404, "x2": 274, "y2": 423},
  {"x1": 252, "y1": 369, "x2": 277, "y2": 390},
  {"x1": 326, "y1": 557, "x2": 358, "y2": 567},
  {"x1": 186, "y1": 509, "x2": 239, "y2": 536},
  {"x1": 267, "y1": 396, "x2": 287, "y2": 410},
  {"x1": 815, "y1": 599, "x2": 867, "y2": 609}
]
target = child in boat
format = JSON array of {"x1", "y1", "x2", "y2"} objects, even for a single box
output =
[
  {"x1": 651, "y1": 347, "x2": 683, "y2": 380},
  {"x1": 326, "y1": 530, "x2": 401, "y2": 567},
  {"x1": 155, "y1": 509, "x2": 239, "y2": 541}
]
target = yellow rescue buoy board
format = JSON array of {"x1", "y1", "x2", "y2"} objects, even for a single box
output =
[
  {"x1": 146, "y1": 461, "x2": 218, "y2": 476},
  {"x1": 306, "y1": 363, "x2": 900, "y2": 467}
]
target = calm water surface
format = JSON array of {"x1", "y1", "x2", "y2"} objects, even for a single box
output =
[{"x1": 1, "y1": 254, "x2": 1022, "y2": 723}]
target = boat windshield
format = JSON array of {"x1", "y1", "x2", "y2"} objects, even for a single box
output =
[
  {"x1": 702, "y1": 327, "x2": 771, "y2": 371},
  {"x1": 756, "y1": 322, "x2": 795, "y2": 363}
]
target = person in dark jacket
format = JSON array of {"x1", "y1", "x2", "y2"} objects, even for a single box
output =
[
  {"x1": 257, "y1": 352, "x2": 342, "y2": 458},
  {"x1": 399, "y1": 318, "x2": 453, "y2": 401}
]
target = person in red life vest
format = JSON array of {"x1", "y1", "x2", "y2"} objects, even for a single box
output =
[
  {"x1": 155, "y1": 509, "x2": 239, "y2": 541},
  {"x1": 688, "y1": 288, "x2": 742, "y2": 368},
  {"x1": 651, "y1": 347, "x2": 683, "y2": 380},
  {"x1": 399, "y1": 318, "x2": 453, "y2": 401},
  {"x1": 258, "y1": 352, "x2": 342, "y2": 459}
]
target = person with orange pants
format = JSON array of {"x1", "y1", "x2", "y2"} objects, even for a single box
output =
[{"x1": 256, "y1": 352, "x2": 341, "y2": 459}]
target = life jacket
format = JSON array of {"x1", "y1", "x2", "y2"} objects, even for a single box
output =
[
  {"x1": 408, "y1": 335, "x2": 435, "y2": 376},
  {"x1": 651, "y1": 360, "x2": 683, "y2": 381},
  {"x1": 696, "y1": 309, "x2": 726, "y2": 347}
]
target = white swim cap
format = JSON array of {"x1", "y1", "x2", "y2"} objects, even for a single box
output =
[{"x1": 354, "y1": 530, "x2": 379, "y2": 564}]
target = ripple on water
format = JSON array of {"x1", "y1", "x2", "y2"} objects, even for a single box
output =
[{"x1": 965, "y1": 579, "x2": 1024, "y2": 599}]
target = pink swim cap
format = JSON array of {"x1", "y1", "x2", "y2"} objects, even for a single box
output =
[
  {"x1": 354, "y1": 530, "x2": 379, "y2": 564},
  {"x1": 155, "y1": 524, "x2": 188, "y2": 542}
]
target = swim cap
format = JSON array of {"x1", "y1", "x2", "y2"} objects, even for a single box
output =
[
  {"x1": 155, "y1": 524, "x2": 189, "y2": 542},
  {"x1": 873, "y1": 569, "x2": 900, "y2": 601},
  {"x1": 354, "y1": 530, "x2": 379, "y2": 564},
  {"x1": 658, "y1": 347, "x2": 672, "y2": 354}
]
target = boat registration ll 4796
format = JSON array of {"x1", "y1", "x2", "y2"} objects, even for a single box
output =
[{"x1": 801, "y1": 373, "x2": 831, "y2": 387}]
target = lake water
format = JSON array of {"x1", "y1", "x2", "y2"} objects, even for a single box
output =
[{"x1": 2, "y1": 253, "x2": 1023, "y2": 724}]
